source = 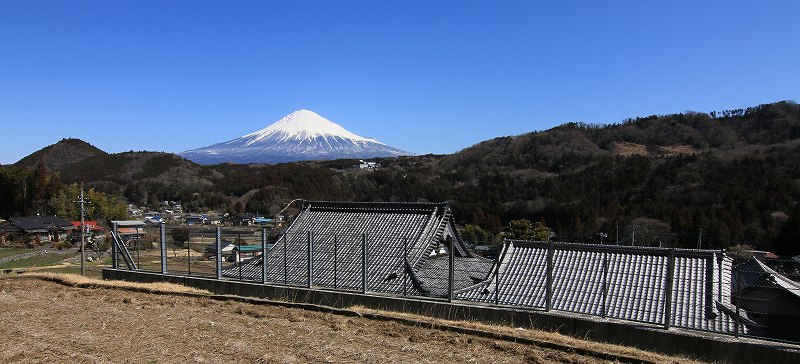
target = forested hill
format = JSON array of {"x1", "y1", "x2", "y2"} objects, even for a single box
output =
[
  {"x1": 14, "y1": 138, "x2": 107, "y2": 172},
  {"x1": 441, "y1": 100, "x2": 800, "y2": 174},
  {"x1": 428, "y1": 101, "x2": 800, "y2": 251},
  {"x1": 5, "y1": 101, "x2": 800, "y2": 252}
]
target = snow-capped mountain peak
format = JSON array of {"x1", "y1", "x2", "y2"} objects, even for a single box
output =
[
  {"x1": 241, "y1": 109, "x2": 382, "y2": 145},
  {"x1": 180, "y1": 110, "x2": 412, "y2": 165}
]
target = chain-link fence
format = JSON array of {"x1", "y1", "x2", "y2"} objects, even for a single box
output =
[{"x1": 110, "y1": 225, "x2": 800, "y2": 346}]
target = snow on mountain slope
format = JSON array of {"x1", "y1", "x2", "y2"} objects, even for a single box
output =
[
  {"x1": 180, "y1": 110, "x2": 413, "y2": 164},
  {"x1": 242, "y1": 109, "x2": 379, "y2": 144}
]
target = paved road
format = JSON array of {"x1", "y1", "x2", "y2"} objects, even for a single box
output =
[{"x1": 0, "y1": 244, "x2": 78, "y2": 265}]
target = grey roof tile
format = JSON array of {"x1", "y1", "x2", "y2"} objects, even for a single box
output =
[
  {"x1": 2, "y1": 215, "x2": 73, "y2": 232},
  {"x1": 221, "y1": 202, "x2": 739, "y2": 336},
  {"x1": 223, "y1": 201, "x2": 487, "y2": 296},
  {"x1": 456, "y1": 241, "x2": 738, "y2": 333}
]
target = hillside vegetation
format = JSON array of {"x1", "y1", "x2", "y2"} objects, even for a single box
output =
[
  {"x1": 4, "y1": 101, "x2": 800, "y2": 252},
  {"x1": 14, "y1": 138, "x2": 106, "y2": 172}
]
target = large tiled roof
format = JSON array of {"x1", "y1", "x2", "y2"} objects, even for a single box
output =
[
  {"x1": 456, "y1": 241, "x2": 738, "y2": 333},
  {"x1": 223, "y1": 201, "x2": 491, "y2": 296},
  {"x1": 219, "y1": 202, "x2": 738, "y2": 335}
]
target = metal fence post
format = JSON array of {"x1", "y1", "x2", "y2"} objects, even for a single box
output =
[
  {"x1": 403, "y1": 237, "x2": 408, "y2": 296},
  {"x1": 160, "y1": 222, "x2": 166, "y2": 274},
  {"x1": 495, "y1": 242, "x2": 503, "y2": 306},
  {"x1": 215, "y1": 227, "x2": 222, "y2": 279},
  {"x1": 735, "y1": 269, "x2": 741, "y2": 338},
  {"x1": 262, "y1": 228, "x2": 268, "y2": 284},
  {"x1": 717, "y1": 253, "x2": 723, "y2": 303},
  {"x1": 111, "y1": 222, "x2": 118, "y2": 269},
  {"x1": 705, "y1": 255, "x2": 715, "y2": 321},
  {"x1": 448, "y1": 237, "x2": 454, "y2": 302},
  {"x1": 283, "y1": 234, "x2": 288, "y2": 284},
  {"x1": 546, "y1": 240, "x2": 554, "y2": 311},
  {"x1": 333, "y1": 234, "x2": 338, "y2": 289},
  {"x1": 187, "y1": 229, "x2": 191, "y2": 276},
  {"x1": 307, "y1": 231, "x2": 313, "y2": 288},
  {"x1": 602, "y1": 250, "x2": 608, "y2": 318},
  {"x1": 664, "y1": 248, "x2": 675, "y2": 330},
  {"x1": 237, "y1": 231, "x2": 242, "y2": 281},
  {"x1": 136, "y1": 239, "x2": 140, "y2": 270},
  {"x1": 362, "y1": 233, "x2": 367, "y2": 294}
]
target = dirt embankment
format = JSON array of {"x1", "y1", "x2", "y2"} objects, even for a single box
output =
[{"x1": 0, "y1": 276, "x2": 699, "y2": 363}]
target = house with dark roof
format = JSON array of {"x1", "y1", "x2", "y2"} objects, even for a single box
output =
[
  {"x1": 185, "y1": 214, "x2": 208, "y2": 225},
  {"x1": 0, "y1": 216, "x2": 74, "y2": 242},
  {"x1": 223, "y1": 201, "x2": 494, "y2": 295}
]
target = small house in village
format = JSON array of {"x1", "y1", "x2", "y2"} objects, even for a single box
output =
[
  {"x1": 0, "y1": 216, "x2": 74, "y2": 243},
  {"x1": 253, "y1": 217, "x2": 274, "y2": 225},
  {"x1": 203, "y1": 241, "x2": 236, "y2": 259},
  {"x1": 143, "y1": 215, "x2": 164, "y2": 226},
  {"x1": 355, "y1": 160, "x2": 380, "y2": 170},
  {"x1": 69, "y1": 220, "x2": 103, "y2": 241},
  {"x1": 230, "y1": 244, "x2": 264, "y2": 262},
  {"x1": 70, "y1": 220, "x2": 103, "y2": 233},
  {"x1": 239, "y1": 213, "x2": 265, "y2": 226},
  {"x1": 185, "y1": 214, "x2": 208, "y2": 225},
  {"x1": 207, "y1": 214, "x2": 223, "y2": 225}
]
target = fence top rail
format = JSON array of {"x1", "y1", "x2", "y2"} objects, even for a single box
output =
[
  {"x1": 303, "y1": 200, "x2": 450, "y2": 214},
  {"x1": 161, "y1": 226, "x2": 263, "y2": 234},
  {"x1": 504, "y1": 240, "x2": 724, "y2": 258}
]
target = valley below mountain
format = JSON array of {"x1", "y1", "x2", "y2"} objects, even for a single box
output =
[{"x1": 3, "y1": 101, "x2": 800, "y2": 253}]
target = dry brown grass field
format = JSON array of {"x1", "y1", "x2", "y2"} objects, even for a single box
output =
[{"x1": 0, "y1": 274, "x2": 703, "y2": 363}]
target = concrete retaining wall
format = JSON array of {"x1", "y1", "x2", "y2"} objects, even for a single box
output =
[{"x1": 103, "y1": 268, "x2": 799, "y2": 363}]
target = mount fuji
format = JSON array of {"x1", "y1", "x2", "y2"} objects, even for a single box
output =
[{"x1": 179, "y1": 110, "x2": 413, "y2": 164}]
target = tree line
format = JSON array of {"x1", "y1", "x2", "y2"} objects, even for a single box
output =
[{"x1": 4, "y1": 101, "x2": 799, "y2": 254}]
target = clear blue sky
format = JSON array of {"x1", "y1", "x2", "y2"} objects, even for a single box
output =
[{"x1": 1, "y1": 1, "x2": 798, "y2": 164}]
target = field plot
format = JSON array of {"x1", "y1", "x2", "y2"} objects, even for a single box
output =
[{"x1": 0, "y1": 276, "x2": 699, "y2": 364}]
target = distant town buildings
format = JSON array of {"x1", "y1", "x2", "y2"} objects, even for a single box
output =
[{"x1": 355, "y1": 159, "x2": 380, "y2": 170}]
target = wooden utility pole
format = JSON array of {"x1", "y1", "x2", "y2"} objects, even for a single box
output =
[
  {"x1": 697, "y1": 228, "x2": 703, "y2": 249},
  {"x1": 76, "y1": 183, "x2": 88, "y2": 276}
]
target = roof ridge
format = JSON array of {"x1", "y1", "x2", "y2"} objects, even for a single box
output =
[
  {"x1": 507, "y1": 240, "x2": 725, "y2": 257},
  {"x1": 752, "y1": 258, "x2": 800, "y2": 292},
  {"x1": 305, "y1": 200, "x2": 449, "y2": 212},
  {"x1": 409, "y1": 208, "x2": 440, "y2": 269},
  {"x1": 283, "y1": 204, "x2": 311, "y2": 235}
]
